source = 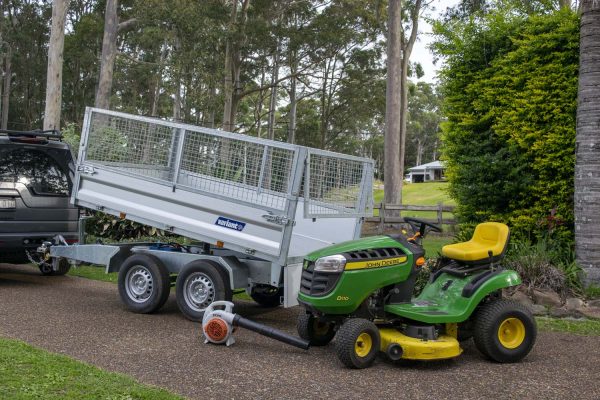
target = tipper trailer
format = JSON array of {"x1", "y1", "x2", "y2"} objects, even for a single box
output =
[{"x1": 40, "y1": 107, "x2": 374, "y2": 320}]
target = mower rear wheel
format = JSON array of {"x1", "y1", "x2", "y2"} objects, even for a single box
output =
[
  {"x1": 297, "y1": 313, "x2": 336, "y2": 346},
  {"x1": 473, "y1": 299, "x2": 536, "y2": 363},
  {"x1": 335, "y1": 318, "x2": 380, "y2": 369}
]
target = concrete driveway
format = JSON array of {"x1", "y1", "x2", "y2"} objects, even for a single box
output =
[{"x1": 1, "y1": 263, "x2": 599, "y2": 400}]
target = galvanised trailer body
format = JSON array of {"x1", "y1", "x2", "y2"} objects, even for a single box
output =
[{"x1": 47, "y1": 108, "x2": 373, "y2": 320}]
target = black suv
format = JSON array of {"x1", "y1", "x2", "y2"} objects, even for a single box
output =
[{"x1": 0, "y1": 130, "x2": 79, "y2": 274}]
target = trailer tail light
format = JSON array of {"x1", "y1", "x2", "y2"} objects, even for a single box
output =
[{"x1": 64, "y1": 238, "x2": 79, "y2": 244}]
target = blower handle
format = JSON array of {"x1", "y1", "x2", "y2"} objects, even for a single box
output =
[{"x1": 233, "y1": 315, "x2": 310, "y2": 350}]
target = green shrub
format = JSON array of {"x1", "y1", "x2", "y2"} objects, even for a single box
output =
[
  {"x1": 505, "y1": 237, "x2": 582, "y2": 296},
  {"x1": 84, "y1": 212, "x2": 173, "y2": 241},
  {"x1": 434, "y1": 10, "x2": 579, "y2": 240}
]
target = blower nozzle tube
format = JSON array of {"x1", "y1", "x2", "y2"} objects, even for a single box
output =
[{"x1": 233, "y1": 314, "x2": 310, "y2": 350}]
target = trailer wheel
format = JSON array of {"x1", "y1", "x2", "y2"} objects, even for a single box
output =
[
  {"x1": 250, "y1": 285, "x2": 283, "y2": 307},
  {"x1": 118, "y1": 253, "x2": 170, "y2": 314},
  {"x1": 176, "y1": 260, "x2": 232, "y2": 321}
]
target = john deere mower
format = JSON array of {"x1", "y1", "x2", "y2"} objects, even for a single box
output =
[{"x1": 297, "y1": 218, "x2": 536, "y2": 368}]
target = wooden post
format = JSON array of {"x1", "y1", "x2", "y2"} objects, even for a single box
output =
[
  {"x1": 379, "y1": 202, "x2": 385, "y2": 234},
  {"x1": 437, "y1": 202, "x2": 443, "y2": 225}
]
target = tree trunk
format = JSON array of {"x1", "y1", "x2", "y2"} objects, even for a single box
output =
[
  {"x1": 575, "y1": 0, "x2": 600, "y2": 285},
  {"x1": 208, "y1": 83, "x2": 216, "y2": 128},
  {"x1": 222, "y1": 1, "x2": 235, "y2": 131},
  {"x1": 222, "y1": 0, "x2": 250, "y2": 132},
  {"x1": 397, "y1": 0, "x2": 422, "y2": 194},
  {"x1": 267, "y1": 47, "x2": 279, "y2": 141},
  {"x1": 43, "y1": 0, "x2": 70, "y2": 130},
  {"x1": 416, "y1": 138, "x2": 423, "y2": 166},
  {"x1": 288, "y1": 50, "x2": 298, "y2": 144},
  {"x1": 95, "y1": 0, "x2": 118, "y2": 110},
  {"x1": 150, "y1": 41, "x2": 168, "y2": 116},
  {"x1": 256, "y1": 65, "x2": 266, "y2": 137},
  {"x1": 1, "y1": 49, "x2": 11, "y2": 130},
  {"x1": 384, "y1": 0, "x2": 402, "y2": 208}
]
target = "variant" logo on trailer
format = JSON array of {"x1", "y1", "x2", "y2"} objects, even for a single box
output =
[{"x1": 215, "y1": 217, "x2": 246, "y2": 232}]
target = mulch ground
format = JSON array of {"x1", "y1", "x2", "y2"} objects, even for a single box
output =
[{"x1": 1, "y1": 263, "x2": 599, "y2": 400}]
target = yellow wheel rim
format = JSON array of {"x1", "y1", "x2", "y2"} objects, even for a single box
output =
[
  {"x1": 354, "y1": 332, "x2": 373, "y2": 357},
  {"x1": 498, "y1": 317, "x2": 526, "y2": 349}
]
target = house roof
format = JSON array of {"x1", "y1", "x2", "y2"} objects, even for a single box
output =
[{"x1": 408, "y1": 160, "x2": 445, "y2": 172}]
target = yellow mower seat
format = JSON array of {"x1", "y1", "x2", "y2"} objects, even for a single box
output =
[{"x1": 442, "y1": 222, "x2": 510, "y2": 264}]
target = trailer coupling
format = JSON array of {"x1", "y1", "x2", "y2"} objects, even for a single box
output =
[{"x1": 202, "y1": 301, "x2": 310, "y2": 350}]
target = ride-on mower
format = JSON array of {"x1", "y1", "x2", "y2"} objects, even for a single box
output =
[{"x1": 297, "y1": 218, "x2": 536, "y2": 368}]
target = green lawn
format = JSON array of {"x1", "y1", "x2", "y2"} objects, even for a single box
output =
[
  {"x1": 0, "y1": 338, "x2": 182, "y2": 399},
  {"x1": 373, "y1": 181, "x2": 455, "y2": 221},
  {"x1": 68, "y1": 265, "x2": 117, "y2": 284},
  {"x1": 536, "y1": 317, "x2": 600, "y2": 336}
]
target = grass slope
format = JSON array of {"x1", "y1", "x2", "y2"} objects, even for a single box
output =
[
  {"x1": 0, "y1": 337, "x2": 182, "y2": 399},
  {"x1": 372, "y1": 182, "x2": 455, "y2": 220}
]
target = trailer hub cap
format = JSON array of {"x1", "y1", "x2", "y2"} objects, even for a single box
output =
[
  {"x1": 184, "y1": 273, "x2": 215, "y2": 311},
  {"x1": 498, "y1": 317, "x2": 526, "y2": 349},
  {"x1": 125, "y1": 266, "x2": 153, "y2": 303},
  {"x1": 355, "y1": 333, "x2": 373, "y2": 357}
]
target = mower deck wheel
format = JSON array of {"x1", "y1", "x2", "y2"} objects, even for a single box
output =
[
  {"x1": 297, "y1": 313, "x2": 336, "y2": 346},
  {"x1": 335, "y1": 318, "x2": 380, "y2": 369},
  {"x1": 473, "y1": 299, "x2": 536, "y2": 363}
]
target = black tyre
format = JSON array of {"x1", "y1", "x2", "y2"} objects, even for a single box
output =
[
  {"x1": 250, "y1": 285, "x2": 283, "y2": 307},
  {"x1": 297, "y1": 313, "x2": 336, "y2": 346},
  {"x1": 335, "y1": 318, "x2": 380, "y2": 369},
  {"x1": 473, "y1": 299, "x2": 536, "y2": 363},
  {"x1": 117, "y1": 253, "x2": 170, "y2": 314},
  {"x1": 176, "y1": 260, "x2": 232, "y2": 322},
  {"x1": 39, "y1": 258, "x2": 71, "y2": 276}
]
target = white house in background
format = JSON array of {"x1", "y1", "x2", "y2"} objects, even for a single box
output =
[{"x1": 406, "y1": 160, "x2": 446, "y2": 183}]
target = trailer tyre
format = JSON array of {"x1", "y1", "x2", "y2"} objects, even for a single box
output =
[
  {"x1": 176, "y1": 260, "x2": 232, "y2": 322},
  {"x1": 118, "y1": 254, "x2": 171, "y2": 314}
]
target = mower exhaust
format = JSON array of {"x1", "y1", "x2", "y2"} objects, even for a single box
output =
[{"x1": 202, "y1": 301, "x2": 310, "y2": 351}]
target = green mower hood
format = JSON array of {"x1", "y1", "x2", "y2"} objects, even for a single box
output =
[{"x1": 305, "y1": 235, "x2": 412, "y2": 261}]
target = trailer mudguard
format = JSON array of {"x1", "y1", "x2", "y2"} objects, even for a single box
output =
[{"x1": 384, "y1": 269, "x2": 522, "y2": 324}]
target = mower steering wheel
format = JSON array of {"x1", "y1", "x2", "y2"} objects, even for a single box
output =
[{"x1": 403, "y1": 217, "x2": 442, "y2": 239}]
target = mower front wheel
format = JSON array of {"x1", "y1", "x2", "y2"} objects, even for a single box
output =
[
  {"x1": 335, "y1": 318, "x2": 380, "y2": 369},
  {"x1": 473, "y1": 299, "x2": 536, "y2": 363},
  {"x1": 297, "y1": 313, "x2": 336, "y2": 346}
]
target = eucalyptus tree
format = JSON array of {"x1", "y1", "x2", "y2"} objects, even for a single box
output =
[{"x1": 44, "y1": 0, "x2": 70, "y2": 130}]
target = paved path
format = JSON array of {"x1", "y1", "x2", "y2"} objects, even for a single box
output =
[{"x1": 1, "y1": 263, "x2": 599, "y2": 400}]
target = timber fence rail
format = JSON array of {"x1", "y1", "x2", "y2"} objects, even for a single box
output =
[{"x1": 365, "y1": 202, "x2": 456, "y2": 234}]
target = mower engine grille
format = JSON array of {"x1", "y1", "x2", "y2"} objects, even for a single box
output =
[
  {"x1": 300, "y1": 261, "x2": 341, "y2": 297},
  {"x1": 343, "y1": 247, "x2": 405, "y2": 261}
]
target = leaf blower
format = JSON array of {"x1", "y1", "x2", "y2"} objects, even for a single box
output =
[{"x1": 201, "y1": 301, "x2": 310, "y2": 350}]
